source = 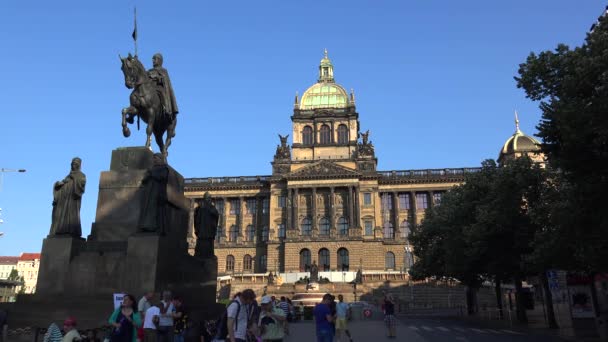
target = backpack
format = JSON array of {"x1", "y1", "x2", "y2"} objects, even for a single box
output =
[{"x1": 215, "y1": 300, "x2": 240, "y2": 340}]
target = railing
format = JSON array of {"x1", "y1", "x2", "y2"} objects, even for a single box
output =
[
  {"x1": 185, "y1": 175, "x2": 271, "y2": 185},
  {"x1": 377, "y1": 167, "x2": 481, "y2": 178}
]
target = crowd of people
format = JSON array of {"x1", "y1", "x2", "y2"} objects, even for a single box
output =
[{"x1": 39, "y1": 289, "x2": 397, "y2": 342}]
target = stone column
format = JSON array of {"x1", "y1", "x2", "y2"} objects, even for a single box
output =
[
  {"x1": 238, "y1": 196, "x2": 245, "y2": 243},
  {"x1": 286, "y1": 189, "x2": 292, "y2": 231},
  {"x1": 392, "y1": 192, "x2": 399, "y2": 238},
  {"x1": 347, "y1": 187, "x2": 354, "y2": 233},
  {"x1": 256, "y1": 196, "x2": 263, "y2": 241},
  {"x1": 330, "y1": 187, "x2": 335, "y2": 232},
  {"x1": 410, "y1": 191, "x2": 417, "y2": 227},
  {"x1": 222, "y1": 197, "x2": 228, "y2": 242},
  {"x1": 311, "y1": 187, "x2": 317, "y2": 232},
  {"x1": 354, "y1": 186, "x2": 361, "y2": 229},
  {"x1": 293, "y1": 188, "x2": 300, "y2": 230},
  {"x1": 188, "y1": 198, "x2": 196, "y2": 239},
  {"x1": 429, "y1": 190, "x2": 435, "y2": 207}
]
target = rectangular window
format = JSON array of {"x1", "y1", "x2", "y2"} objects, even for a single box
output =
[
  {"x1": 278, "y1": 223, "x2": 286, "y2": 238},
  {"x1": 363, "y1": 193, "x2": 372, "y2": 206},
  {"x1": 246, "y1": 198, "x2": 256, "y2": 215},
  {"x1": 416, "y1": 193, "x2": 428, "y2": 210},
  {"x1": 381, "y1": 193, "x2": 393, "y2": 211},
  {"x1": 215, "y1": 199, "x2": 224, "y2": 214},
  {"x1": 364, "y1": 220, "x2": 373, "y2": 236},
  {"x1": 229, "y1": 199, "x2": 240, "y2": 215},
  {"x1": 433, "y1": 192, "x2": 443, "y2": 205},
  {"x1": 278, "y1": 195, "x2": 286, "y2": 208},
  {"x1": 262, "y1": 198, "x2": 269, "y2": 214},
  {"x1": 398, "y1": 193, "x2": 411, "y2": 210}
]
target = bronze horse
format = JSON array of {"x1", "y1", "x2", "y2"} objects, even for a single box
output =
[{"x1": 119, "y1": 54, "x2": 176, "y2": 156}]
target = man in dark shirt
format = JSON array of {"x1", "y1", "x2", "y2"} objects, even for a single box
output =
[{"x1": 313, "y1": 294, "x2": 334, "y2": 342}]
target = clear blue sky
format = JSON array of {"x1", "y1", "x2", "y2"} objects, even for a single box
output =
[{"x1": 0, "y1": 0, "x2": 604, "y2": 255}]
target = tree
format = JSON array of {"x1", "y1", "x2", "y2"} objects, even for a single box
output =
[
  {"x1": 516, "y1": 14, "x2": 608, "y2": 274},
  {"x1": 7, "y1": 269, "x2": 19, "y2": 281},
  {"x1": 410, "y1": 158, "x2": 548, "y2": 323}
]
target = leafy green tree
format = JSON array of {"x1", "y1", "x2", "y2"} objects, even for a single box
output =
[{"x1": 516, "y1": 14, "x2": 608, "y2": 275}]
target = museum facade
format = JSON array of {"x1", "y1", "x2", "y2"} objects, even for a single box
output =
[{"x1": 184, "y1": 51, "x2": 538, "y2": 276}]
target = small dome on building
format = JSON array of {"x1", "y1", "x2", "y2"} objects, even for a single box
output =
[
  {"x1": 498, "y1": 111, "x2": 541, "y2": 162},
  {"x1": 299, "y1": 50, "x2": 352, "y2": 110}
]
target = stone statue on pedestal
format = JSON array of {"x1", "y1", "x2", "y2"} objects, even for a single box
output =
[
  {"x1": 194, "y1": 192, "x2": 219, "y2": 258},
  {"x1": 50, "y1": 157, "x2": 86, "y2": 238},
  {"x1": 355, "y1": 268, "x2": 363, "y2": 284},
  {"x1": 138, "y1": 153, "x2": 169, "y2": 233},
  {"x1": 310, "y1": 261, "x2": 319, "y2": 282}
]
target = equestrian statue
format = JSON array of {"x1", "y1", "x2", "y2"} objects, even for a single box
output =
[{"x1": 119, "y1": 52, "x2": 179, "y2": 157}]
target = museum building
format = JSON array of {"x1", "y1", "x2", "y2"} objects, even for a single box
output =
[{"x1": 184, "y1": 51, "x2": 540, "y2": 275}]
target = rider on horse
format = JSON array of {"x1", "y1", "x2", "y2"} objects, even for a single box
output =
[{"x1": 126, "y1": 53, "x2": 178, "y2": 124}]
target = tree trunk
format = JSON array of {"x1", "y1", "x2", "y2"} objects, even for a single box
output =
[
  {"x1": 466, "y1": 286, "x2": 478, "y2": 315},
  {"x1": 540, "y1": 271, "x2": 558, "y2": 328},
  {"x1": 514, "y1": 276, "x2": 529, "y2": 323},
  {"x1": 495, "y1": 278, "x2": 504, "y2": 319}
]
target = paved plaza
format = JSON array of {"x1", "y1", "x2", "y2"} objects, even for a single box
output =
[{"x1": 287, "y1": 318, "x2": 566, "y2": 342}]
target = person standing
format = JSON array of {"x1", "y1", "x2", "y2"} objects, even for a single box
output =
[
  {"x1": 226, "y1": 289, "x2": 256, "y2": 342},
  {"x1": 108, "y1": 294, "x2": 142, "y2": 342},
  {"x1": 158, "y1": 291, "x2": 175, "y2": 342},
  {"x1": 172, "y1": 296, "x2": 188, "y2": 342},
  {"x1": 313, "y1": 294, "x2": 334, "y2": 342},
  {"x1": 335, "y1": 295, "x2": 353, "y2": 342},
  {"x1": 257, "y1": 296, "x2": 285, "y2": 342},
  {"x1": 383, "y1": 295, "x2": 396, "y2": 338},
  {"x1": 61, "y1": 317, "x2": 81, "y2": 342},
  {"x1": 138, "y1": 292, "x2": 154, "y2": 341},
  {"x1": 277, "y1": 297, "x2": 290, "y2": 335},
  {"x1": 0, "y1": 309, "x2": 7, "y2": 342},
  {"x1": 142, "y1": 302, "x2": 161, "y2": 342}
]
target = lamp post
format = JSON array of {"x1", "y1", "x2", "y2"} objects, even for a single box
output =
[{"x1": 0, "y1": 168, "x2": 26, "y2": 237}]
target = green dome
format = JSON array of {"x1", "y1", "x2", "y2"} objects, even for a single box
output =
[{"x1": 300, "y1": 82, "x2": 349, "y2": 110}]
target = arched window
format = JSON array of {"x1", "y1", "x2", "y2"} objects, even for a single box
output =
[
  {"x1": 246, "y1": 225, "x2": 255, "y2": 242},
  {"x1": 243, "y1": 254, "x2": 253, "y2": 272},
  {"x1": 302, "y1": 126, "x2": 313, "y2": 145},
  {"x1": 301, "y1": 217, "x2": 312, "y2": 236},
  {"x1": 216, "y1": 226, "x2": 224, "y2": 243},
  {"x1": 383, "y1": 221, "x2": 394, "y2": 239},
  {"x1": 259, "y1": 255, "x2": 267, "y2": 272},
  {"x1": 385, "y1": 252, "x2": 395, "y2": 270},
  {"x1": 319, "y1": 218, "x2": 330, "y2": 236},
  {"x1": 337, "y1": 124, "x2": 348, "y2": 144},
  {"x1": 320, "y1": 125, "x2": 331, "y2": 144},
  {"x1": 400, "y1": 220, "x2": 410, "y2": 239},
  {"x1": 300, "y1": 249, "x2": 311, "y2": 271},
  {"x1": 261, "y1": 225, "x2": 269, "y2": 242},
  {"x1": 226, "y1": 255, "x2": 235, "y2": 273},
  {"x1": 319, "y1": 248, "x2": 330, "y2": 271},
  {"x1": 337, "y1": 248, "x2": 349, "y2": 271},
  {"x1": 229, "y1": 224, "x2": 239, "y2": 242},
  {"x1": 338, "y1": 217, "x2": 348, "y2": 236}
]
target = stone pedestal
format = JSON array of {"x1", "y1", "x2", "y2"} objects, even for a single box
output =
[
  {"x1": 36, "y1": 236, "x2": 85, "y2": 295},
  {"x1": 13, "y1": 147, "x2": 220, "y2": 329}
]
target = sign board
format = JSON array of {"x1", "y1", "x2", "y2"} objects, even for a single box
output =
[{"x1": 113, "y1": 293, "x2": 125, "y2": 310}]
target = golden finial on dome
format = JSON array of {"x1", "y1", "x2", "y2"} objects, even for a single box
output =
[
  {"x1": 324, "y1": 48, "x2": 328, "y2": 59},
  {"x1": 514, "y1": 110, "x2": 521, "y2": 133}
]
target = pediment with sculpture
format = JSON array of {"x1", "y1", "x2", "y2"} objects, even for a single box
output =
[{"x1": 287, "y1": 160, "x2": 360, "y2": 180}]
